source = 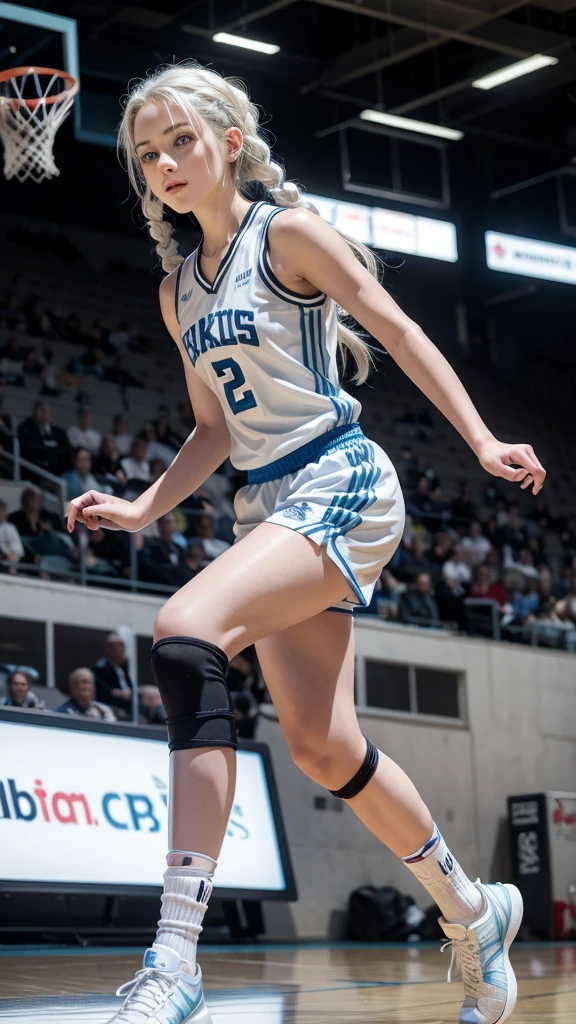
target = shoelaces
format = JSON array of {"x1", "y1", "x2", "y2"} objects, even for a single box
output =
[
  {"x1": 441, "y1": 937, "x2": 483, "y2": 992},
  {"x1": 115, "y1": 968, "x2": 179, "y2": 1021}
]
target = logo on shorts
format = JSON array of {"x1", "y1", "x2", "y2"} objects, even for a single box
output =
[{"x1": 283, "y1": 502, "x2": 313, "y2": 521}]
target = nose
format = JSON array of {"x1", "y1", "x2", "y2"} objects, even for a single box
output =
[{"x1": 157, "y1": 151, "x2": 177, "y2": 174}]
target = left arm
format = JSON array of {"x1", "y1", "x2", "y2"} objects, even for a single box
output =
[{"x1": 269, "y1": 209, "x2": 545, "y2": 495}]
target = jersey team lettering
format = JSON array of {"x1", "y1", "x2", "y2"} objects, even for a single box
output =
[{"x1": 182, "y1": 308, "x2": 259, "y2": 367}]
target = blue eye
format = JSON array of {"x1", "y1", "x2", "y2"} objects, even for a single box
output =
[{"x1": 175, "y1": 134, "x2": 193, "y2": 146}]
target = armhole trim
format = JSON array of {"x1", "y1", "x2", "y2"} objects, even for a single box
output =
[
  {"x1": 174, "y1": 260, "x2": 185, "y2": 323},
  {"x1": 257, "y1": 207, "x2": 327, "y2": 308}
]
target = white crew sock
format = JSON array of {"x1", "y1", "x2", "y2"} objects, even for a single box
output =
[
  {"x1": 402, "y1": 824, "x2": 484, "y2": 926},
  {"x1": 154, "y1": 866, "x2": 213, "y2": 975}
]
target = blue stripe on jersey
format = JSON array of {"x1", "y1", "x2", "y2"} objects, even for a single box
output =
[
  {"x1": 299, "y1": 307, "x2": 324, "y2": 395},
  {"x1": 285, "y1": 441, "x2": 382, "y2": 605}
]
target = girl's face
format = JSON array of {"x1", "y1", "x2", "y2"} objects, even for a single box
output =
[{"x1": 133, "y1": 100, "x2": 239, "y2": 212}]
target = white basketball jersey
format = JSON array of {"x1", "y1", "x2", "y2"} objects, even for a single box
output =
[{"x1": 176, "y1": 200, "x2": 362, "y2": 472}]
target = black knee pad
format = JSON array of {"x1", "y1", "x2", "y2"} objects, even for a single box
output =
[
  {"x1": 329, "y1": 738, "x2": 379, "y2": 799},
  {"x1": 151, "y1": 636, "x2": 237, "y2": 752}
]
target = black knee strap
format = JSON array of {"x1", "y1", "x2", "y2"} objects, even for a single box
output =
[
  {"x1": 151, "y1": 636, "x2": 237, "y2": 752},
  {"x1": 329, "y1": 738, "x2": 379, "y2": 799}
]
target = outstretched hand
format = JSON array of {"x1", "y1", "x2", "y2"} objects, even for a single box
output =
[
  {"x1": 475, "y1": 439, "x2": 546, "y2": 495},
  {"x1": 67, "y1": 490, "x2": 143, "y2": 533}
]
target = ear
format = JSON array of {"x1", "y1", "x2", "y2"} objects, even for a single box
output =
[{"x1": 224, "y1": 126, "x2": 244, "y2": 163}]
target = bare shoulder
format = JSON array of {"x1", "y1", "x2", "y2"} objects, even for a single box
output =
[{"x1": 268, "y1": 205, "x2": 327, "y2": 244}]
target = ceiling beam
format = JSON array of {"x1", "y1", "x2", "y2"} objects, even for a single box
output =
[{"x1": 306, "y1": 0, "x2": 530, "y2": 57}]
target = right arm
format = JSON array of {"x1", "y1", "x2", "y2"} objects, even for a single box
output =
[{"x1": 67, "y1": 270, "x2": 230, "y2": 533}]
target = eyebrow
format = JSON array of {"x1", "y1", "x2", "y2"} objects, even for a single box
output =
[{"x1": 135, "y1": 122, "x2": 191, "y2": 150}]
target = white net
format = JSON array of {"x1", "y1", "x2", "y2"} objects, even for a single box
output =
[{"x1": 0, "y1": 68, "x2": 77, "y2": 184}]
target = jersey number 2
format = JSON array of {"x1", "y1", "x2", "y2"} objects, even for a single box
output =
[{"x1": 212, "y1": 357, "x2": 257, "y2": 415}]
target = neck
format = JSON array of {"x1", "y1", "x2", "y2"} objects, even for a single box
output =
[{"x1": 192, "y1": 188, "x2": 253, "y2": 258}]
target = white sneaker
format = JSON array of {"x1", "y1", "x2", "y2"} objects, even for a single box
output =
[
  {"x1": 439, "y1": 880, "x2": 523, "y2": 1024},
  {"x1": 108, "y1": 944, "x2": 212, "y2": 1023}
]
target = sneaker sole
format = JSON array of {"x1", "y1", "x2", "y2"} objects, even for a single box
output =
[
  {"x1": 496, "y1": 883, "x2": 524, "y2": 1024},
  {"x1": 189, "y1": 1002, "x2": 213, "y2": 1024}
]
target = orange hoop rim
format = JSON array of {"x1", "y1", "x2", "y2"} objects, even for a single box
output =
[{"x1": 0, "y1": 66, "x2": 78, "y2": 109}]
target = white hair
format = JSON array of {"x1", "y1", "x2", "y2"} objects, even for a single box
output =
[{"x1": 117, "y1": 61, "x2": 380, "y2": 385}]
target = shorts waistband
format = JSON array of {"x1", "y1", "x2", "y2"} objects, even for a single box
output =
[{"x1": 246, "y1": 422, "x2": 364, "y2": 484}]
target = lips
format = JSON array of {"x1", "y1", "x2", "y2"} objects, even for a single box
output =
[{"x1": 165, "y1": 179, "x2": 187, "y2": 193}]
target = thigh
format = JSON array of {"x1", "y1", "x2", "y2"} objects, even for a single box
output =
[
  {"x1": 256, "y1": 609, "x2": 364, "y2": 759},
  {"x1": 153, "y1": 521, "x2": 356, "y2": 654}
]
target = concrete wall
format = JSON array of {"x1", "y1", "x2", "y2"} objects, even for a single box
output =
[{"x1": 2, "y1": 576, "x2": 576, "y2": 938}]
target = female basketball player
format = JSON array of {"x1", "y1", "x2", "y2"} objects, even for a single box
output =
[{"x1": 68, "y1": 62, "x2": 545, "y2": 1024}]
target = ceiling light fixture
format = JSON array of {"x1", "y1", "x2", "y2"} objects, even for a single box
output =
[
  {"x1": 212, "y1": 32, "x2": 279, "y2": 54},
  {"x1": 359, "y1": 109, "x2": 464, "y2": 141},
  {"x1": 472, "y1": 53, "x2": 558, "y2": 91}
]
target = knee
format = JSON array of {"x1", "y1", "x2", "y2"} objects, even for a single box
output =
[
  {"x1": 153, "y1": 597, "x2": 214, "y2": 646},
  {"x1": 288, "y1": 733, "x2": 362, "y2": 790}
]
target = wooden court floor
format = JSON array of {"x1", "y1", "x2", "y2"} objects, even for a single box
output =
[{"x1": 0, "y1": 941, "x2": 575, "y2": 1022}]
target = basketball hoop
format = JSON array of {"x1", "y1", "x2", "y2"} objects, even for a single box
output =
[{"x1": 0, "y1": 66, "x2": 78, "y2": 183}]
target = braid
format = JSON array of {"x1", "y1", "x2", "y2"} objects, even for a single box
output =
[
  {"x1": 141, "y1": 189, "x2": 183, "y2": 273},
  {"x1": 118, "y1": 60, "x2": 380, "y2": 383}
]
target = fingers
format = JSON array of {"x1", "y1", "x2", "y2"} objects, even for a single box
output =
[
  {"x1": 506, "y1": 444, "x2": 546, "y2": 495},
  {"x1": 67, "y1": 490, "x2": 108, "y2": 532}
]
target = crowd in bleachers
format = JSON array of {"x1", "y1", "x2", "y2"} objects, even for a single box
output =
[
  {"x1": 357, "y1": 446, "x2": 576, "y2": 649},
  {"x1": 0, "y1": 632, "x2": 262, "y2": 738},
  {"x1": 1, "y1": 237, "x2": 576, "y2": 655}
]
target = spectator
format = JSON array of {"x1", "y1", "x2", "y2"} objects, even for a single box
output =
[
  {"x1": 154, "y1": 408, "x2": 185, "y2": 451},
  {"x1": 460, "y1": 521, "x2": 493, "y2": 568},
  {"x1": 108, "y1": 320, "x2": 131, "y2": 354},
  {"x1": 94, "y1": 434, "x2": 127, "y2": 493},
  {"x1": 84, "y1": 528, "x2": 126, "y2": 577},
  {"x1": 470, "y1": 564, "x2": 509, "y2": 611},
  {"x1": 93, "y1": 633, "x2": 135, "y2": 719},
  {"x1": 112, "y1": 414, "x2": 133, "y2": 457},
  {"x1": 8, "y1": 485, "x2": 62, "y2": 538},
  {"x1": 0, "y1": 669, "x2": 45, "y2": 709},
  {"x1": 0, "y1": 396, "x2": 14, "y2": 452},
  {"x1": 143, "y1": 423, "x2": 177, "y2": 467},
  {"x1": 138, "y1": 685, "x2": 167, "y2": 725},
  {"x1": 121, "y1": 437, "x2": 151, "y2": 484},
  {"x1": 405, "y1": 476, "x2": 435, "y2": 518},
  {"x1": 397, "y1": 572, "x2": 441, "y2": 628},
  {"x1": 72, "y1": 345, "x2": 106, "y2": 380},
  {"x1": 188, "y1": 514, "x2": 231, "y2": 561},
  {"x1": 17, "y1": 401, "x2": 71, "y2": 475},
  {"x1": 58, "y1": 313, "x2": 85, "y2": 345},
  {"x1": 442, "y1": 544, "x2": 472, "y2": 587},
  {"x1": 426, "y1": 484, "x2": 451, "y2": 532},
  {"x1": 451, "y1": 480, "x2": 477, "y2": 525},
  {"x1": 436, "y1": 573, "x2": 467, "y2": 628},
  {"x1": 140, "y1": 513, "x2": 193, "y2": 587},
  {"x1": 67, "y1": 406, "x2": 101, "y2": 455},
  {"x1": 184, "y1": 541, "x2": 206, "y2": 576},
  {"x1": 105, "y1": 354, "x2": 144, "y2": 388},
  {"x1": 61, "y1": 448, "x2": 99, "y2": 502},
  {"x1": 427, "y1": 533, "x2": 453, "y2": 576},
  {"x1": 56, "y1": 667, "x2": 116, "y2": 721},
  {"x1": 500, "y1": 506, "x2": 529, "y2": 553},
  {"x1": 555, "y1": 576, "x2": 576, "y2": 625},
  {"x1": 508, "y1": 547, "x2": 540, "y2": 582},
  {"x1": 0, "y1": 498, "x2": 24, "y2": 567}
]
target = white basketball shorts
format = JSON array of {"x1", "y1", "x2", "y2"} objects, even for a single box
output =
[{"x1": 232, "y1": 423, "x2": 405, "y2": 614}]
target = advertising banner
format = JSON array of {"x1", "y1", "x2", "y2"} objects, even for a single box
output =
[
  {"x1": 0, "y1": 714, "x2": 295, "y2": 899},
  {"x1": 305, "y1": 192, "x2": 458, "y2": 262},
  {"x1": 486, "y1": 230, "x2": 576, "y2": 285}
]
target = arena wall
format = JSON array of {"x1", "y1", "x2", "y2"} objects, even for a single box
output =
[{"x1": 2, "y1": 576, "x2": 576, "y2": 939}]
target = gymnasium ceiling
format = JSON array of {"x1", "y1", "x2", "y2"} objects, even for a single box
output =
[{"x1": 30, "y1": 0, "x2": 576, "y2": 156}]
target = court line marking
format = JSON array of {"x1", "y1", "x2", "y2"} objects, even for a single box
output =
[{"x1": 1, "y1": 939, "x2": 573, "y2": 957}]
